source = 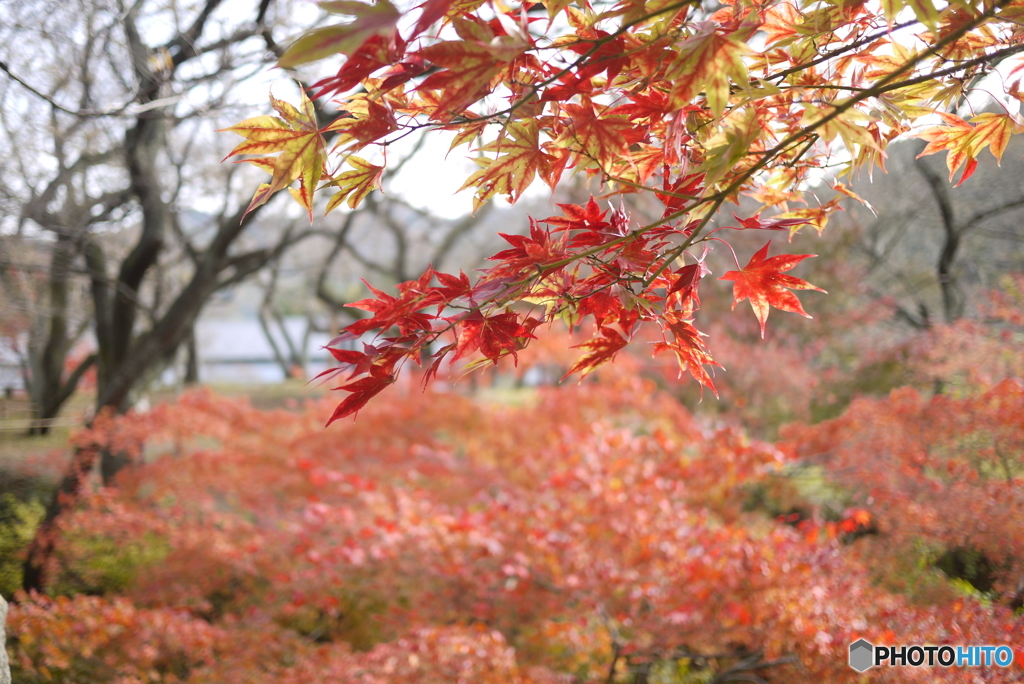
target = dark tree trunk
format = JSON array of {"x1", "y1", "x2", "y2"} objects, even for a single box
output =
[
  {"x1": 184, "y1": 326, "x2": 200, "y2": 385},
  {"x1": 21, "y1": 444, "x2": 101, "y2": 593},
  {"x1": 915, "y1": 153, "x2": 965, "y2": 324}
]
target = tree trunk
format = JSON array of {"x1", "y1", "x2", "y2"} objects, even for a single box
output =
[
  {"x1": 27, "y1": 237, "x2": 72, "y2": 435},
  {"x1": 184, "y1": 326, "x2": 200, "y2": 385},
  {"x1": 915, "y1": 153, "x2": 965, "y2": 324},
  {"x1": 22, "y1": 444, "x2": 101, "y2": 593}
]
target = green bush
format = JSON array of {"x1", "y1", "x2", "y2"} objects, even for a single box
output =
[{"x1": 0, "y1": 492, "x2": 45, "y2": 597}]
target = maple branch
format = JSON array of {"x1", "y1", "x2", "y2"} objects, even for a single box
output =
[
  {"x1": 767, "y1": 19, "x2": 920, "y2": 83},
  {"x1": 411, "y1": 8, "x2": 1015, "y2": 339},
  {"x1": 638, "y1": 0, "x2": 1017, "y2": 288},
  {"x1": 323, "y1": 1, "x2": 1015, "y2": 373},
  {"x1": 961, "y1": 196, "x2": 1024, "y2": 233},
  {"x1": 378, "y1": 0, "x2": 697, "y2": 139}
]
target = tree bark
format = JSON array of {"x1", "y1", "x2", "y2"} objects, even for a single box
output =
[
  {"x1": 22, "y1": 444, "x2": 102, "y2": 593},
  {"x1": 915, "y1": 154, "x2": 965, "y2": 323},
  {"x1": 184, "y1": 325, "x2": 200, "y2": 385}
]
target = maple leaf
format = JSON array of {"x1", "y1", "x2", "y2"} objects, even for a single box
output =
[
  {"x1": 653, "y1": 316, "x2": 720, "y2": 398},
  {"x1": 541, "y1": 197, "x2": 610, "y2": 233},
  {"x1": 417, "y1": 38, "x2": 526, "y2": 120},
  {"x1": 559, "y1": 101, "x2": 640, "y2": 171},
  {"x1": 773, "y1": 196, "x2": 845, "y2": 236},
  {"x1": 916, "y1": 112, "x2": 1023, "y2": 186},
  {"x1": 609, "y1": 89, "x2": 671, "y2": 123},
  {"x1": 324, "y1": 156, "x2": 384, "y2": 213},
  {"x1": 727, "y1": 213, "x2": 814, "y2": 232},
  {"x1": 323, "y1": 95, "x2": 399, "y2": 152},
  {"x1": 324, "y1": 346, "x2": 376, "y2": 379},
  {"x1": 656, "y1": 173, "x2": 705, "y2": 216},
  {"x1": 452, "y1": 311, "x2": 536, "y2": 363},
  {"x1": 220, "y1": 91, "x2": 326, "y2": 220},
  {"x1": 720, "y1": 242, "x2": 825, "y2": 338},
  {"x1": 326, "y1": 365, "x2": 396, "y2": 425},
  {"x1": 565, "y1": 30, "x2": 630, "y2": 84},
  {"x1": 488, "y1": 218, "x2": 566, "y2": 276},
  {"x1": 562, "y1": 327, "x2": 629, "y2": 380},
  {"x1": 668, "y1": 263, "x2": 703, "y2": 307},
  {"x1": 309, "y1": 34, "x2": 394, "y2": 98},
  {"x1": 459, "y1": 120, "x2": 551, "y2": 210},
  {"x1": 664, "y1": 23, "x2": 750, "y2": 117},
  {"x1": 410, "y1": 0, "x2": 455, "y2": 38},
  {"x1": 278, "y1": 0, "x2": 401, "y2": 68},
  {"x1": 344, "y1": 278, "x2": 439, "y2": 337},
  {"x1": 433, "y1": 270, "x2": 473, "y2": 305}
]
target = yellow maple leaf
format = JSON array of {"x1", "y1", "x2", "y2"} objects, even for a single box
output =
[
  {"x1": 458, "y1": 120, "x2": 550, "y2": 211},
  {"x1": 220, "y1": 90, "x2": 327, "y2": 220},
  {"x1": 325, "y1": 156, "x2": 384, "y2": 213}
]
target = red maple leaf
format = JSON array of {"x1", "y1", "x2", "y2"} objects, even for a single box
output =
[
  {"x1": 488, "y1": 218, "x2": 566, "y2": 277},
  {"x1": 344, "y1": 277, "x2": 440, "y2": 337},
  {"x1": 452, "y1": 311, "x2": 537, "y2": 364},
  {"x1": 309, "y1": 34, "x2": 395, "y2": 98},
  {"x1": 541, "y1": 197, "x2": 609, "y2": 232},
  {"x1": 727, "y1": 213, "x2": 813, "y2": 232},
  {"x1": 654, "y1": 314, "x2": 721, "y2": 397},
  {"x1": 656, "y1": 173, "x2": 704, "y2": 216},
  {"x1": 434, "y1": 270, "x2": 473, "y2": 306},
  {"x1": 719, "y1": 242, "x2": 825, "y2": 338},
  {"x1": 668, "y1": 263, "x2": 703, "y2": 306},
  {"x1": 326, "y1": 365, "x2": 396, "y2": 425},
  {"x1": 562, "y1": 327, "x2": 629, "y2": 380}
]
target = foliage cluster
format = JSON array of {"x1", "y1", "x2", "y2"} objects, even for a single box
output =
[
  {"x1": 6, "y1": 344, "x2": 1024, "y2": 681},
  {"x1": 222, "y1": 0, "x2": 1024, "y2": 421},
  {"x1": 784, "y1": 379, "x2": 1024, "y2": 603}
]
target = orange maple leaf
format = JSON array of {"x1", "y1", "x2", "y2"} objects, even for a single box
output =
[
  {"x1": 720, "y1": 242, "x2": 825, "y2": 338},
  {"x1": 654, "y1": 314, "x2": 721, "y2": 398},
  {"x1": 560, "y1": 100, "x2": 640, "y2": 172},
  {"x1": 664, "y1": 23, "x2": 750, "y2": 117},
  {"x1": 916, "y1": 112, "x2": 1022, "y2": 186}
]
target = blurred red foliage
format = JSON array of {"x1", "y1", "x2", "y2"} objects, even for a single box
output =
[{"x1": 8, "y1": 347, "x2": 1024, "y2": 681}]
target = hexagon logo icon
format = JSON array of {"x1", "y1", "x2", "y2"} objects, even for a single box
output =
[{"x1": 849, "y1": 639, "x2": 874, "y2": 672}]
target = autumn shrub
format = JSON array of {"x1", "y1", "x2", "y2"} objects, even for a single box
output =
[
  {"x1": 7, "y1": 365, "x2": 1024, "y2": 682},
  {"x1": 0, "y1": 492, "x2": 45, "y2": 598},
  {"x1": 782, "y1": 379, "x2": 1024, "y2": 606},
  {"x1": 907, "y1": 274, "x2": 1024, "y2": 394}
]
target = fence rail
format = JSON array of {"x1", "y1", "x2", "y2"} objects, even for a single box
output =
[{"x1": 0, "y1": 418, "x2": 85, "y2": 432}]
